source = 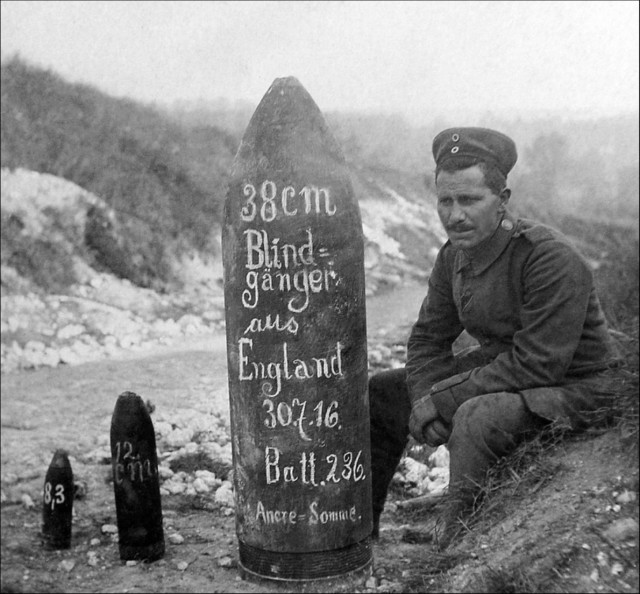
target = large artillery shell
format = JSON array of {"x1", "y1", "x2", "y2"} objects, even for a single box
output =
[
  {"x1": 110, "y1": 391, "x2": 164, "y2": 562},
  {"x1": 222, "y1": 77, "x2": 372, "y2": 583},
  {"x1": 42, "y1": 449, "x2": 73, "y2": 549}
]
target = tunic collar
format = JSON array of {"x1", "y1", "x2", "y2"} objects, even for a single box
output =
[{"x1": 454, "y1": 211, "x2": 517, "y2": 274}]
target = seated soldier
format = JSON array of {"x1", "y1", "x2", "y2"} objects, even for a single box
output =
[{"x1": 369, "y1": 127, "x2": 620, "y2": 548}]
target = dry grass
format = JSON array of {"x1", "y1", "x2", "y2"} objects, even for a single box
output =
[
  {"x1": 468, "y1": 423, "x2": 568, "y2": 527},
  {"x1": 468, "y1": 564, "x2": 554, "y2": 594}
]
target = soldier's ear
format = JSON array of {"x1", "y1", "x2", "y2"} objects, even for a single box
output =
[{"x1": 499, "y1": 187, "x2": 511, "y2": 206}]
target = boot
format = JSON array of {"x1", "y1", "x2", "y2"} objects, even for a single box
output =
[
  {"x1": 371, "y1": 454, "x2": 402, "y2": 539},
  {"x1": 368, "y1": 367, "x2": 411, "y2": 539}
]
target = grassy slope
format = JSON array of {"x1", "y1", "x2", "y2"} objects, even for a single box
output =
[{"x1": 1, "y1": 57, "x2": 236, "y2": 289}]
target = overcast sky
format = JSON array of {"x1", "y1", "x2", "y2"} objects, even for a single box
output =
[{"x1": 1, "y1": 1, "x2": 638, "y2": 122}]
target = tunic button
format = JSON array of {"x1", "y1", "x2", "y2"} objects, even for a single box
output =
[{"x1": 501, "y1": 219, "x2": 514, "y2": 231}]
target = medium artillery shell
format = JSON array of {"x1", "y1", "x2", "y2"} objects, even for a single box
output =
[
  {"x1": 42, "y1": 449, "x2": 73, "y2": 549},
  {"x1": 110, "y1": 391, "x2": 164, "y2": 562}
]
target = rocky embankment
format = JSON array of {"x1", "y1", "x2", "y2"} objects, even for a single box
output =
[
  {"x1": 0, "y1": 273, "x2": 225, "y2": 373},
  {"x1": 1, "y1": 168, "x2": 230, "y2": 374}
]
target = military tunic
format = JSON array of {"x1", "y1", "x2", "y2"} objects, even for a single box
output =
[{"x1": 406, "y1": 211, "x2": 617, "y2": 427}]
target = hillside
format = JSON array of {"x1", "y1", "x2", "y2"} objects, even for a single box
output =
[
  {"x1": 1, "y1": 57, "x2": 236, "y2": 289},
  {"x1": 3, "y1": 57, "x2": 638, "y2": 296},
  {"x1": 1, "y1": 58, "x2": 446, "y2": 299}
]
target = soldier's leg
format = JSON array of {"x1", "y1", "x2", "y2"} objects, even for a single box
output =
[
  {"x1": 369, "y1": 367, "x2": 411, "y2": 537},
  {"x1": 440, "y1": 391, "x2": 547, "y2": 546}
]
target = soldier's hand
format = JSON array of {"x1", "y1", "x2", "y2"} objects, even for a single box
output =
[
  {"x1": 408, "y1": 396, "x2": 439, "y2": 443},
  {"x1": 422, "y1": 419, "x2": 451, "y2": 447}
]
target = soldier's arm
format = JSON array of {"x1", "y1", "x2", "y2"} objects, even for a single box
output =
[
  {"x1": 405, "y1": 248, "x2": 463, "y2": 406},
  {"x1": 405, "y1": 248, "x2": 463, "y2": 441}
]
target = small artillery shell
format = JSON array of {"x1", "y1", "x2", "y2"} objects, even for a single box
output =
[
  {"x1": 42, "y1": 449, "x2": 73, "y2": 550},
  {"x1": 110, "y1": 391, "x2": 164, "y2": 562}
]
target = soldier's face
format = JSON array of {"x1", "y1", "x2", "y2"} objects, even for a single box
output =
[{"x1": 436, "y1": 165, "x2": 508, "y2": 250}]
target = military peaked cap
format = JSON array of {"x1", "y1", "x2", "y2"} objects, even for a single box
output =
[{"x1": 432, "y1": 127, "x2": 518, "y2": 176}]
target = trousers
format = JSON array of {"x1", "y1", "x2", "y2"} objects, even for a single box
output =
[{"x1": 369, "y1": 367, "x2": 548, "y2": 521}]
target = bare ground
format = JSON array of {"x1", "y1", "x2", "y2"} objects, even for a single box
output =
[{"x1": 1, "y1": 285, "x2": 638, "y2": 593}]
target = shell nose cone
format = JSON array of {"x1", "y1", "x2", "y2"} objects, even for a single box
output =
[
  {"x1": 234, "y1": 76, "x2": 344, "y2": 179},
  {"x1": 268, "y1": 76, "x2": 304, "y2": 91},
  {"x1": 50, "y1": 449, "x2": 71, "y2": 469},
  {"x1": 111, "y1": 391, "x2": 152, "y2": 427}
]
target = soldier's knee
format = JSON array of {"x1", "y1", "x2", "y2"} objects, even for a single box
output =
[
  {"x1": 451, "y1": 397, "x2": 484, "y2": 431},
  {"x1": 449, "y1": 392, "x2": 535, "y2": 456},
  {"x1": 450, "y1": 392, "x2": 514, "y2": 442}
]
